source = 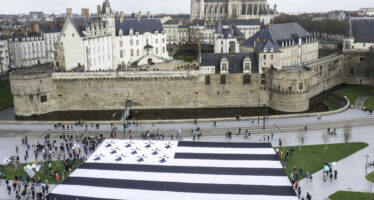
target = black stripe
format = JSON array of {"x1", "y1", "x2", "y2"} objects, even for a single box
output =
[
  {"x1": 174, "y1": 153, "x2": 278, "y2": 160},
  {"x1": 62, "y1": 177, "x2": 296, "y2": 196},
  {"x1": 81, "y1": 163, "x2": 286, "y2": 176},
  {"x1": 46, "y1": 193, "x2": 117, "y2": 200},
  {"x1": 178, "y1": 141, "x2": 272, "y2": 148}
]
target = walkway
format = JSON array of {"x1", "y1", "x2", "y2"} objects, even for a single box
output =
[
  {"x1": 355, "y1": 95, "x2": 372, "y2": 109},
  {"x1": 0, "y1": 109, "x2": 373, "y2": 199}
]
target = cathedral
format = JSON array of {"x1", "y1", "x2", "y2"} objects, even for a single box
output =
[{"x1": 191, "y1": 0, "x2": 277, "y2": 24}]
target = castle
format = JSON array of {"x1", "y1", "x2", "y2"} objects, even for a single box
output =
[{"x1": 8, "y1": 1, "x2": 374, "y2": 118}]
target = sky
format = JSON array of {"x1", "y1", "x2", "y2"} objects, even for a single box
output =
[{"x1": 0, "y1": 0, "x2": 373, "y2": 15}]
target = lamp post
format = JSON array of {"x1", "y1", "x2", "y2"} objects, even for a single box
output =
[{"x1": 366, "y1": 155, "x2": 369, "y2": 175}]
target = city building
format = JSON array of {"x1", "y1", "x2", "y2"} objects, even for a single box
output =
[
  {"x1": 58, "y1": 0, "x2": 170, "y2": 71},
  {"x1": 29, "y1": 12, "x2": 44, "y2": 22},
  {"x1": 8, "y1": 30, "x2": 48, "y2": 67},
  {"x1": 327, "y1": 10, "x2": 347, "y2": 21},
  {"x1": 190, "y1": 0, "x2": 277, "y2": 24},
  {"x1": 358, "y1": 8, "x2": 374, "y2": 16},
  {"x1": 241, "y1": 23, "x2": 319, "y2": 72},
  {"x1": 0, "y1": 35, "x2": 9, "y2": 73},
  {"x1": 187, "y1": 19, "x2": 261, "y2": 45},
  {"x1": 213, "y1": 18, "x2": 243, "y2": 53},
  {"x1": 40, "y1": 23, "x2": 62, "y2": 63},
  {"x1": 344, "y1": 17, "x2": 374, "y2": 51}
]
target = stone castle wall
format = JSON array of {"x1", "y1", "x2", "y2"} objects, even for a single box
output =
[{"x1": 10, "y1": 54, "x2": 346, "y2": 117}]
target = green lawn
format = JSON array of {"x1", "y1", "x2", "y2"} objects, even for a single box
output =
[
  {"x1": 278, "y1": 142, "x2": 368, "y2": 180},
  {"x1": 364, "y1": 97, "x2": 374, "y2": 110},
  {"x1": 366, "y1": 171, "x2": 374, "y2": 183},
  {"x1": 0, "y1": 87, "x2": 13, "y2": 110},
  {"x1": 0, "y1": 159, "x2": 83, "y2": 184},
  {"x1": 329, "y1": 191, "x2": 374, "y2": 200},
  {"x1": 334, "y1": 86, "x2": 374, "y2": 105}
]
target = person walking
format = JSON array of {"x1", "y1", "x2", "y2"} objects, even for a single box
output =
[
  {"x1": 306, "y1": 192, "x2": 312, "y2": 200},
  {"x1": 334, "y1": 170, "x2": 338, "y2": 179},
  {"x1": 330, "y1": 172, "x2": 333, "y2": 182}
]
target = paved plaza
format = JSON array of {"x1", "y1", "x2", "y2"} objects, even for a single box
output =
[{"x1": 0, "y1": 108, "x2": 373, "y2": 199}]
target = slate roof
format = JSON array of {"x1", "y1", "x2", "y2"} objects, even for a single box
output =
[
  {"x1": 0, "y1": 35, "x2": 8, "y2": 40},
  {"x1": 101, "y1": 0, "x2": 111, "y2": 14},
  {"x1": 163, "y1": 20, "x2": 179, "y2": 25},
  {"x1": 222, "y1": 19, "x2": 262, "y2": 26},
  {"x1": 10, "y1": 31, "x2": 40, "y2": 40},
  {"x1": 40, "y1": 23, "x2": 62, "y2": 33},
  {"x1": 346, "y1": 18, "x2": 374, "y2": 43},
  {"x1": 216, "y1": 18, "x2": 244, "y2": 39},
  {"x1": 70, "y1": 17, "x2": 101, "y2": 37},
  {"x1": 200, "y1": 53, "x2": 258, "y2": 74},
  {"x1": 242, "y1": 23, "x2": 312, "y2": 52},
  {"x1": 115, "y1": 18, "x2": 163, "y2": 36}
]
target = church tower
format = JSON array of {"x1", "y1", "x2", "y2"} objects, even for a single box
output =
[{"x1": 191, "y1": 0, "x2": 205, "y2": 21}]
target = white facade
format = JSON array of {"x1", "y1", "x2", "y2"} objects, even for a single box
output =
[
  {"x1": 8, "y1": 33, "x2": 48, "y2": 68},
  {"x1": 58, "y1": 0, "x2": 170, "y2": 71},
  {"x1": 116, "y1": 30, "x2": 169, "y2": 66},
  {"x1": 0, "y1": 38, "x2": 9, "y2": 73},
  {"x1": 214, "y1": 38, "x2": 239, "y2": 53}
]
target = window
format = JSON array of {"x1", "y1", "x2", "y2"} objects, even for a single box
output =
[
  {"x1": 130, "y1": 39, "x2": 133, "y2": 46},
  {"x1": 120, "y1": 41, "x2": 123, "y2": 47},
  {"x1": 243, "y1": 75, "x2": 251, "y2": 84},
  {"x1": 244, "y1": 62, "x2": 250, "y2": 70},
  {"x1": 271, "y1": 54, "x2": 273, "y2": 60},
  {"x1": 205, "y1": 75, "x2": 210, "y2": 85},
  {"x1": 156, "y1": 48, "x2": 158, "y2": 54},
  {"x1": 163, "y1": 47, "x2": 165, "y2": 53},
  {"x1": 263, "y1": 55, "x2": 266, "y2": 60},
  {"x1": 120, "y1": 50, "x2": 124, "y2": 58},
  {"x1": 40, "y1": 95, "x2": 47, "y2": 103},
  {"x1": 299, "y1": 83, "x2": 304, "y2": 90},
  {"x1": 350, "y1": 68, "x2": 354, "y2": 75},
  {"x1": 360, "y1": 57, "x2": 364, "y2": 62},
  {"x1": 221, "y1": 75, "x2": 226, "y2": 84},
  {"x1": 136, "y1": 40, "x2": 139, "y2": 45},
  {"x1": 222, "y1": 63, "x2": 227, "y2": 71},
  {"x1": 136, "y1": 49, "x2": 139, "y2": 56},
  {"x1": 156, "y1": 39, "x2": 158, "y2": 44},
  {"x1": 261, "y1": 80, "x2": 266, "y2": 85},
  {"x1": 72, "y1": 33, "x2": 74, "y2": 37},
  {"x1": 130, "y1": 49, "x2": 134, "y2": 57}
]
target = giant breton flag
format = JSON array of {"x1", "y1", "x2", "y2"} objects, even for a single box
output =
[{"x1": 48, "y1": 140, "x2": 297, "y2": 200}]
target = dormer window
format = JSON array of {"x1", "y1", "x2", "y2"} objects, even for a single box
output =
[
  {"x1": 264, "y1": 48, "x2": 267, "y2": 52},
  {"x1": 243, "y1": 57, "x2": 251, "y2": 74},
  {"x1": 220, "y1": 58, "x2": 229, "y2": 74},
  {"x1": 270, "y1": 48, "x2": 274, "y2": 52}
]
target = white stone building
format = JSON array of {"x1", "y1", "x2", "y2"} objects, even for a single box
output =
[
  {"x1": 0, "y1": 36, "x2": 9, "y2": 73},
  {"x1": 40, "y1": 23, "x2": 62, "y2": 63},
  {"x1": 163, "y1": 20, "x2": 190, "y2": 45},
  {"x1": 58, "y1": 0, "x2": 170, "y2": 71},
  {"x1": 188, "y1": 19, "x2": 261, "y2": 45},
  {"x1": 214, "y1": 19, "x2": 242, "y2": 53},
  {"x1": 344, "y1": 18, "x2": 374, "y2": 51},
  {"x1": 241, "y1": 23, "x2": 319, "y2": 73},
  {"x1": 8, "y1": 31, "x2": 48, "y2": 68}
]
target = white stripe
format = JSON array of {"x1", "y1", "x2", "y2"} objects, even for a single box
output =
[
  {"x1": 71, "y1": 169, "x2": 291, "y2": 186},
  {"x1": 86, "y1": 159, "x2": 283, "y2": 169},
  {"x1": 176, "y1": 147, "x2": 276, "y2": 155},
  {"x1": 52, "y1": 185, "x2": 299, "y2": 200}
]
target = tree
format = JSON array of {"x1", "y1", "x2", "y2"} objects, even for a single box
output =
[
  {"x1": 321, "y1": 133, "x2": 329, "y2": 155},
  {"x1": 344, "y1": 123, "x2": 352, "y2": 147}
]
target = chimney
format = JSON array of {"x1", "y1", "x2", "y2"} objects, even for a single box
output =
[
  {"x1": 229, "y1": 24, "x2": 233, "y2": 33},
  {"x1": 48, "y1": 22, "x2": 54, "y2": 29},
  {"x1": 138, "y1": 11, "x2": 142, "y2": 22},
  {"x1": 97, "y1": 5, "x2": 102, "y2": 17},
  {"x1": 31, "y1": 23, "x2": 37, "y2": 32},
  {"x1": 120, "y1": 11, "x2": 124, "y2": 23},
  {"x1": 115, "y1": 11, "x2": 119, "y2": 18},
  {"x1": 21, "y1": 27, "x2": 28, "y2": 37},
  {"x1": 81, "y1": 8, "x2": 90, "y2": 18},
  {"x1": 147, "y1": 11, "x2": 151, "y2": 19},
  {"x1": 66, "y1": 8, "x2": 72, "y2": 18}
]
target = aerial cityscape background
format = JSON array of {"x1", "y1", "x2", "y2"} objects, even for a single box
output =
[{"x1": 0, "y1": 0, "x2": 373, "y2": 14}]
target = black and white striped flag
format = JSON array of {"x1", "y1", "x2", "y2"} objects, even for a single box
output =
[{"x1": 48, "y1": 140, "x2": 297, "y2": 200}]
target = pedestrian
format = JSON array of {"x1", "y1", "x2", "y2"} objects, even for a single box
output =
[
  {"x1": 334, "y1": 170, "x2": 338, "y2": 179},
  {"x1": 55, "y1": 173, "x2": 60, "y2": 184},
  {"x1": 323, "y1": 171, "x2": 327, "y2": 182},
  {"x1": 330, "y1": 172, "x2": 333, "y2": 182},
  {"x1": 304, "y1": 126, "x2": 307, "y2": 132},
  {"x1": 306, "y1": 192, "x2": 312, "y2": 200},
  {"x1": 7, "y1": 185, "x2": 11, "y2": 195},
  {"x1": 309, "y1": 174, "x2": 313, "y2": 183},
  {"x1": 271, "y1": 133, "x2": 274, "y2": 140},
  {"x1": 306, "y1": 171, "x2": 310, "y2": 180},
  {"x1": 297, "y1": 187, "x2": 301, "y2": 198}
]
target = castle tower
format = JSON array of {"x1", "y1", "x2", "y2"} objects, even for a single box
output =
[
  {"x1": 100, "y1": 0, "x2": 115, "y2": 36},
  {"x1": 191, "y1": 0, "x2": 205, "y2": 21}
]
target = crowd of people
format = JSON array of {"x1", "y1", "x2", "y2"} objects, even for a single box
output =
[{"x1": 0, "y1": 132, "x2": 105, "y2": 200}]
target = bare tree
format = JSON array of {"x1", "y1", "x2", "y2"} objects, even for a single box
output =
[
  {"x1": 344, "y1": 123, "x2": 352, "y2": 147},
  {"x1": 321, "y1": 133, "x2": 329, "y2": 155}
]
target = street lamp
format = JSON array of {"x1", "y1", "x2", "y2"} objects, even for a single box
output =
[{"x1": 366, "y1": 155, "x2": 369, "y2": 175}]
